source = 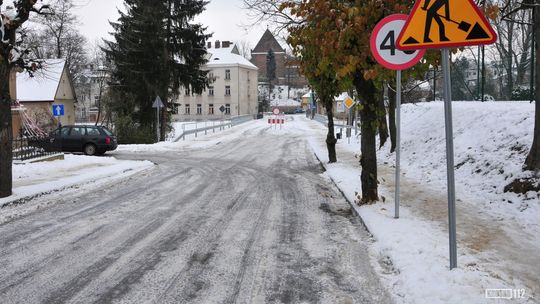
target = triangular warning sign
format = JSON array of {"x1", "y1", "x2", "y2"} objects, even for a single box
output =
[{"x1": 397, "y1": 0, "x2": 497, "y2": 50}]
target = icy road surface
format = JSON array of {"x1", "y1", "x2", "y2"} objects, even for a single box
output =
[{"x1": 0, "y1": 119, "x2": 391, "y2": 303}]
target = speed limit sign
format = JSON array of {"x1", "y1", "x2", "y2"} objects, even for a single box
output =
[{"x1": 370, "y1": 14, "x2": 425, "y2": 70}]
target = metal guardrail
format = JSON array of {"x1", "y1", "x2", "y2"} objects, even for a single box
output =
[
  {"x1": 313, "y1": 114, "x2": 359, "y2": 140},
  {"x1": 314, "y1": 114, "x2": 351, "y2": 128},
  {"x1": 12, "y1": 136, "x2": 61, "y2": 161},
  {"x1": 172, "y1": 115, "x2": 256, "y2": 142}
]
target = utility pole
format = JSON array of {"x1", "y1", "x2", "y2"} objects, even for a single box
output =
[{"x1": 531, "y1": 9, "x2": 536, "y2": 103}]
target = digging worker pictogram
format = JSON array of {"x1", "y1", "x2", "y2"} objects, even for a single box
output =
[{"x1": 422, "y1": 0, "x2": 450, "y2": 42}]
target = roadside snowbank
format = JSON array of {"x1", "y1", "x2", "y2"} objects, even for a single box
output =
[
  {"x1": 301, "y1": 101, "x2": 538, "y2": 303},
  {"x1": 1, "y1": 155, "x2": 153, "y2": 208}
]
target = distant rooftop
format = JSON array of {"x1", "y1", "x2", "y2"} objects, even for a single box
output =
[{"x1": 206, "y1": 40, "x2": 257, "y2": 70}]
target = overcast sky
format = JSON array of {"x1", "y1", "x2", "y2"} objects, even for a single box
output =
[{"x1": 71, "y1": 0, "x2": 268, "y2": 50}]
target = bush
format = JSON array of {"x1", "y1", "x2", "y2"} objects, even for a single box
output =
[
  {"x1": 511, "y1": 86, "x2": 533, "y2": 101},
  {"x1": 114, "y1": 116, "x2": 156, "y2": 144}
]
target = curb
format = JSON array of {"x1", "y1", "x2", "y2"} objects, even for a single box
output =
[
  {"x1": 312, "y1": 152, "x2": 374, "y2": 237},
  {"x1": 1, "y1": 164, "x2": 155, "y2": 209}
]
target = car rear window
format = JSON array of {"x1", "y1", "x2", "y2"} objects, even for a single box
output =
[{"x1": 101, "y1": 127, "x2": 113, "y2": 136}]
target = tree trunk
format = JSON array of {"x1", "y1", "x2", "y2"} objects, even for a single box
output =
[
  {"x1": 354, "y1": 75, "x2": 378, "y2": 203},
  {"x1": 0, "y1": 61, "x2": 13, "y2": 198},
  {"x1": 324, "y1": 97, "x2": 337, "y2": 163},
  {"x1": 506, "y1": 21, "x2": 514, "y2": 99},
  {"x1": 525, "y1": 4, "x2": 540, "y2": 170},
  {"x1": 388, "y1": 84, "x2": 397, "y2": 153},
  {"x1": 378, "y1": 87, "x2": 388, "y2": 148}
]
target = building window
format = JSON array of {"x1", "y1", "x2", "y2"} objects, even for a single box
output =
[
  {"x1": 197, "y1": 104, "x2": 202, "y2": 115},
  {"x1": 225, "y1": 69, "x2": 231, "y2": 80},
  {"x1": 225, "y1": 103, "x2": 231, "y2": 115},
  {"x1": 209, "y1": 104, "x2": 214, "y2": 115},
  {"x1": 208, "y1": 71, "x2": 215, "y2": 83},
  {"x1": 185, "y1": 104, "x2": 190, "y2": 115},
  {"x1": 225, "y1": 85, "x2": 231, "y2": 96},
  {"x1": 208, "y1": 86, "x2": 214, "y2": 96}
]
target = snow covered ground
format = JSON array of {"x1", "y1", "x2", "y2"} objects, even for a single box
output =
[
  {"x1": 304, "y1": 101, "x2": 538, "y2": 303},
  {"x1": 1, "y1": 154, "x2": 154, "y2": 224},
  {"x1": 1, "y1": 102, "x2": 538, "y2": 303}
]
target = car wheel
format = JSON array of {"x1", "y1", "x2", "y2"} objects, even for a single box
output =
[{"x1": 84, "y1": 144, "x2": 97, "y2": 156}]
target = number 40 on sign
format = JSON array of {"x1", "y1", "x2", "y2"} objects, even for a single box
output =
[{"x1": 370, "y1": 14, "x2": 425, "y2": 70}]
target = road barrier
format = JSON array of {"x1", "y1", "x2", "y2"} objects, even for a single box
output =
[{"x1": 173, "y1": 115, "x2": 254, "y2": 142}]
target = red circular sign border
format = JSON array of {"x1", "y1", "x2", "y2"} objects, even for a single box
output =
[{"x1": 370, "y1": 14, "x2": 426, "y2": 71}]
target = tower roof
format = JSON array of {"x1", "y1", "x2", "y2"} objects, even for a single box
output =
[{"x1": 252, "y1": 29, "x2": 285, "y2": 54}]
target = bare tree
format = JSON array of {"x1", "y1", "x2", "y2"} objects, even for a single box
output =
[
  {"x1": 236, "y1": 40, "x2": 252, "y2": 60},
  {"x1": 28, "y1": 0, "x2": 88, "y2": 79},
  {"x1": 242, "y1": 0, "x2": 301, "y2": 34},
  {"x1": 493, "y1": 0, "x2": 533, "y2": 99},
  {"x1": 1, "y1": 0, "x2": 52, "y2": 198}
]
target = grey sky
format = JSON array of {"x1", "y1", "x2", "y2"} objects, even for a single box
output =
[{"x1": 72, "y1": 0, "x2": 267, "y2": 49}]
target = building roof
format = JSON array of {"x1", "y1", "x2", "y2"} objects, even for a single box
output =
[
  {"x1": 335, "y1": 92, "x2": 350, "y2": 101},
  {"x1": 252, "y1": 29, "x2": 285, "y2": 54},
  {"x1": 16, "y1": 59, "x2": 67, "y2": 102},
  {"x1": 207, "y1": 45, "x2": 258, "y2": 70}
]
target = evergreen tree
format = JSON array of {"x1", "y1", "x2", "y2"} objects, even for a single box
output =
[
  {"x1": 450, "y1": 57, "x2": 473, "y2": 101},
  {"x1": 105, "y1": 0, "x2": 210, "y2": 142},
  {"x1": 266, "y1": 49, "x2": 276, "y2": 101}
]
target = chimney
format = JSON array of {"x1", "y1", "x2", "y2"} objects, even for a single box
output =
[
  {"x1": 222, "y1": 41, "x2": 230, "y2": 48},
  {"x1": 215, "y1": 40, "x2": 220, "y2": 48},
  {"x1": 207, "y1": 42, "x2": 211, "y2": 49}
]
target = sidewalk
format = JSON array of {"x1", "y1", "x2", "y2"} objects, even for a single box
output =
[{"x1": 300, "y1": 115, "x2": 538, "y2": 304}]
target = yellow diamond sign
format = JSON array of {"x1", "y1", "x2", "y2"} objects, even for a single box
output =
[{"x1": 344, "y1": 97, "x2": 355, "y2": 109}]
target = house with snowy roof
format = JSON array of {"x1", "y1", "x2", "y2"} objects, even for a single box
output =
[
  {"x1": 12, "y1": 59, "x2": 77, "y2": 130},
  {"x1": 14, "y1": 59, "x2": 77, "y2": 131},
  {"x1": 173, "y1": 41, "x2": 258, "y2": 120}
]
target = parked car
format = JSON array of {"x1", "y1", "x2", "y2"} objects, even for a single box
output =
[{"x1": 47, "y1": 125, "x2": 118, "y2": 156}]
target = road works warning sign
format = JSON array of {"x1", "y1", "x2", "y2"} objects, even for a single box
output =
[{"x1": 397, "y1": 0, "x2": 497, "y2": 50}]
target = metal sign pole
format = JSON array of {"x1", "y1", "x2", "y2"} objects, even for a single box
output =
[
  {"x1": 395, "y1": 70, "x2": 402, "y2": 219},
  {"x1": 441, "y1": 48, "x2": 457, "y2": 270},
  {"x1": 156, "y1": 105, "x2": 160, "y2": 142},
  {"x1": 348, "y1": 108, "x2": 351, "y2": 144}
]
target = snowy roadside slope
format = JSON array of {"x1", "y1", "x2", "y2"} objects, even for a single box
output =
[
  {"x1": 298, "y1": 102, "x2": 539, "y2": 304},
  {"x1": 1, "y1": 155, "x2": 153, "y2": 212},
  {"x1": 379, "y1": 101, "x2": 538, "y2": 233}
]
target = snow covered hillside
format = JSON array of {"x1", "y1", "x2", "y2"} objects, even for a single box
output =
[{"x1": 378, "y1": 101, "x2": 538, "y2": 231}]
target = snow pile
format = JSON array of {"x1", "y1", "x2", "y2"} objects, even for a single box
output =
[{"x1": 1, "y1": 154, "x2": 153, "y2": 208}]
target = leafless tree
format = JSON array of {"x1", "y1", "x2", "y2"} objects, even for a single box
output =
[
  {"x1": 1, "y1": 0, "x2": 53, "y2": 198},
  {"x1": 242, "y1": 0, "x2": 301, "y2": 34}
]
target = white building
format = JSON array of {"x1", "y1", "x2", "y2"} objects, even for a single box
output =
[
  {"x1": 74, "y1": 65, "x2": 110, "y2": 123},
  {"x1": 173, "y1": 41, "x2": 258, "y2": 120}
]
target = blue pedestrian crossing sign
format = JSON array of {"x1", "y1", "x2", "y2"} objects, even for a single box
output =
[{"x1": 52, "y1": 104, "x2": 64, "y2": 116}]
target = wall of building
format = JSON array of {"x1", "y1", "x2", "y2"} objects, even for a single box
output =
[
  {"x1": 251, "y1": 51, "x2": 287, "y2": 83},
  {"x1": 173, "y1": 65, "x2": 258, "y2": 121}
]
